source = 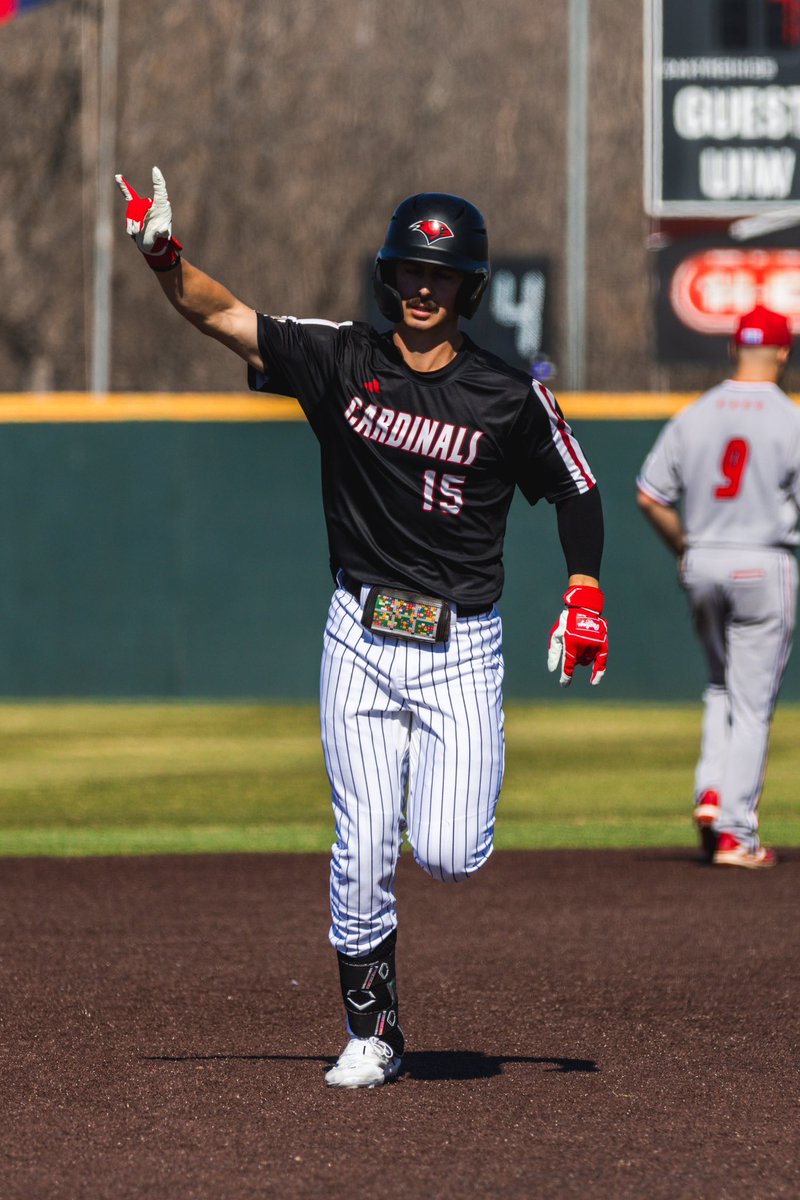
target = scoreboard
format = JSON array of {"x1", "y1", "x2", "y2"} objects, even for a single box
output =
[{"x1": 646, "y1": 0, "x2": 800, "y2": 214}]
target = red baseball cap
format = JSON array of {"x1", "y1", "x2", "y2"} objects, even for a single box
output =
[{"x1": 733, "y1": 305, "x2": 793, "y2": 348}]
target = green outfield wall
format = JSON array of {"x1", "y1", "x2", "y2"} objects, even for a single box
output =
[{"x1": 0, "y1": 396, "x2": 796, "y2": 702}]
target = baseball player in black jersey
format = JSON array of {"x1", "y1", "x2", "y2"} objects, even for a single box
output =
[{"x1": 116, "y1": 168, "x2": 608, "y2": 1089}]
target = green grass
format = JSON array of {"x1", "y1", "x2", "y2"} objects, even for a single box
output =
[{"x1": 0, "y1": 701, "x2": 798, "y2": 856}]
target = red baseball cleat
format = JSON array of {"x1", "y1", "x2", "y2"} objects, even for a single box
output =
[
  {"x1": 694, "y1": 789, "x2": 721, "y2": 826},
  {"x1": 713, "y1": 832, "x2": 777, "y2": 870},
  {"x1": 694, "y1": 789, "x2": 720, "y2": 860}
]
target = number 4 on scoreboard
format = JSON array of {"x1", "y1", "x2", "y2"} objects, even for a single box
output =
[{"x1": 715, "y1": 437, "x2": 750, "y2": 500}]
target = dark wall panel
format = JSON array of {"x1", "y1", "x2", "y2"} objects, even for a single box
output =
[{"x1": 0, "y1": 419, "x2": 794, "y2": 702}]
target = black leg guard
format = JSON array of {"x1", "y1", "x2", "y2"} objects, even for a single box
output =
[{"x1": 337, "y1": 930, "x2": 404, "y2": 1057}]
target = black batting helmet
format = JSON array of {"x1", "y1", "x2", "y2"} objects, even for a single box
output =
[{"x1": 373, "y1": 193, "x2": 490, "y2": 323}]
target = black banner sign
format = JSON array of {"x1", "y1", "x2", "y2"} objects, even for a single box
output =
[{"x1": 646, "y1": 0, "x2": 800, "y2": 215}]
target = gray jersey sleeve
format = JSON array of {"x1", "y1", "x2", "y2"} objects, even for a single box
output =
[{"x1": 637, "y1": 418, "x2": 683, "y2": 506}]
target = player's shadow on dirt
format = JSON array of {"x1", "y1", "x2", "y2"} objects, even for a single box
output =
[
  {"x1": 402, "y1": 1052, "x2": 598, "y2": 1080},
  {"x1": 143, "y1": 1051, "x2": 598, "y2": 1080}
]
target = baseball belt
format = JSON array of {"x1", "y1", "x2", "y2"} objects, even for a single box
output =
[{"x1": 340, "y1": 571, "x2": 493, "y2": 642}]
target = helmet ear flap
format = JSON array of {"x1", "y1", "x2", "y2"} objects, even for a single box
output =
[
  {"x1": 457, "y1": 271, "x2": 490, "y2": 319},
  {"x1": 373, "y1": 257, "x2": 403, "y2": 324},
  {"x1": 374, "y1": 257, "x2": 490, "y2": 323}
]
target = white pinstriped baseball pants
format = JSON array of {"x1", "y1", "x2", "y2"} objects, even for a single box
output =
[{"x1": 321, "y1": 581, "x2": 505, "y2": 958}]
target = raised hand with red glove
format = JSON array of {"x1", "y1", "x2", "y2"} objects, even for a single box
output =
[
  {"x1": 114, "y1": 166, "x2": 182, "y2": 272},
  {"x1": 547, "y1": 584, "x2": 608, "y2": 687}
]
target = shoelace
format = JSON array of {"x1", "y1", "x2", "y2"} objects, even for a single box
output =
[
  {"x1": 367, "y1": 1037, "x2": 394, "y2": 1060},
  {"x1": 340, "y1": 1037, "x2": 393, "y2": 1063}
]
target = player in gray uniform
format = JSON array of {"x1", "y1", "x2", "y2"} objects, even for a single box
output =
[
  {"x1": 637, "y1": 305, "x2": 800, "y2": 869},
  {"x1": 115, "y1": 168, "x2": 609, "y2": 1087}
]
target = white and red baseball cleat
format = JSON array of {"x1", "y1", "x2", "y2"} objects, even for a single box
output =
[
  {"x1": 694, "y1": 789, "x2": 721, "y2": 827},
  {"x1": 694, "y1": 789, "x2": 721, "y2": 860},
  {"x1": 713, "y1": 832, "x2": 777, "y2": 869}
]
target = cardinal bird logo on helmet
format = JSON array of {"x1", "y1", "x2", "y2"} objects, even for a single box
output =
[{"x1": 409, "y1": 219, "x2": 455, "y2": 245}]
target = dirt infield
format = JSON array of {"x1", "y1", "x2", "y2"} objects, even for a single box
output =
[{"x1": 0, "y1": 849, "x2": 797, "y2": 1199}]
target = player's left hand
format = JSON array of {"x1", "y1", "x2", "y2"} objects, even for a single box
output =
[{"x1": 547, "y1": 585, "x2": 608, "y2": 687}]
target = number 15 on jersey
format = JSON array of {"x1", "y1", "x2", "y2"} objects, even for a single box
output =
[{"x1": 422, "y1": 470, "x2": 466, "y2": 515}]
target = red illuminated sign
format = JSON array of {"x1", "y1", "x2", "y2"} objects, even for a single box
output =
[
  {"x1": 669, "y1": 247, "x2": 800, "y2": 332},
  {"x1": 771, "y1": 0, "x2": 800, "y2": 47}
]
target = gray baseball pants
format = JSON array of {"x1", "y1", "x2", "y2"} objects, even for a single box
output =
[{"x1": 683, "y1": 546, "x2": 797, "y2": 850}]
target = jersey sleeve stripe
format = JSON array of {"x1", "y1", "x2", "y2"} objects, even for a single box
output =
[
  {"x1": 266, "y1": 315, "x2": 354, "y2": 329},
  {"x1": 532, "y1": 381, "x2": 596, "y2": 492},
  {"x1": 296, "y1": 318, "x2": 353, "y2": 329}
]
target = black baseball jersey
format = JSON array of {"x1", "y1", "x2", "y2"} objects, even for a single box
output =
[{"x1": 248, "y1": 316, "x2": 597, "y2": 608}]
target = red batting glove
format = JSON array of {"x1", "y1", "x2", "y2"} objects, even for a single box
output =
[
  {"x1": 547, "y1": 585, "x2": 608, "y2": 687},
  {"x1": 114, "y1": 166, "x2": 182, "y2": 271}
]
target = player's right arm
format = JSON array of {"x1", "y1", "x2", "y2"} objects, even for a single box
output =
[
  {"x1": 636, "y1": 417, "x2": 686, "y2": 558},
  {"x1": 636, "y1": 488, "x2": 686, "y2": 557},
  {"x1": 115, "y1": 167, "x2": 263, "y2": 371},
  {"x1": 156, "y1": 259, "x2": 261, "y2": 369}
]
